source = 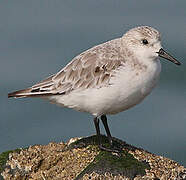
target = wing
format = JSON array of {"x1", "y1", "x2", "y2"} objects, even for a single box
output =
[{"x1": 8, "y1": 38, "x2": 124, "y2": 98}]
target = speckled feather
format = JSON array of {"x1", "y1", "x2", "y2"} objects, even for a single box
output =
[{"x1": 11, "y1": 38, "x2": 125, "y2": 97}]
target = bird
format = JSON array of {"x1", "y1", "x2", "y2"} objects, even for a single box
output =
[{"x1": 8, "y1": 26, "x2": 181, "y2": 152}]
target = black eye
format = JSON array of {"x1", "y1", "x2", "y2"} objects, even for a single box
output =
[{"x1": 142, "y1": 39, "x2": 148, "y2": 45}]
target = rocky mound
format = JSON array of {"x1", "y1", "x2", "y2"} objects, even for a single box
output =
[{"x1": 1, "y1": 135, "x2": 186, "y2": 180}]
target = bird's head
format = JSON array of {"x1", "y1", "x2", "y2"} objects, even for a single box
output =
[{"x1": 121, "y1": 26, "x2": 181, "y2": 65}]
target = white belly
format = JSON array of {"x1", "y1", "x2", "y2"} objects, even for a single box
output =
[{"x1": 49, "y1": 60, "x2": 161, "y2": 116}]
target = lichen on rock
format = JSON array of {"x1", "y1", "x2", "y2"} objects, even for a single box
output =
[{"x1": 1, "y1": 135, "x2": 186, "y2": 180}]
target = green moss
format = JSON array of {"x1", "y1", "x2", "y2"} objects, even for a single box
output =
[
  {"x1": 76, "y1": 149, "x2": 149, "y2": 179},
  {"x1": 95, "y1": 150, "x2": 149, "y2": 172},
  {"x1": 0, "y1": 149, "x2": 21, "y2": 175},
  {"x1": 69, "y1": 134, "x2": 120, "y2": 150},
  {"x1": 74, "y1": 136, "x2": 150, "y2": 179},
  {"x1": 68, "y1": 135, "x2": 100, "y2": 148}
]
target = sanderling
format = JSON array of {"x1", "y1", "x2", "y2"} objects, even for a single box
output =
[{"x1": 8, "y1": 26, "x2": 181, "y2": 152}]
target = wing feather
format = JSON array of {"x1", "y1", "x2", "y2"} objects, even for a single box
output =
[{"x1": 8, "y1": 38, "x2": 124, "y2": 98}]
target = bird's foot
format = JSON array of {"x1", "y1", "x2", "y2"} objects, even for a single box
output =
[{"x1": 98, "y1": 144, "x2": 123, "y2": 155}]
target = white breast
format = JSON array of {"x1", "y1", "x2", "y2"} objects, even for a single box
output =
[
  {"x1": 106, "y1": 61, "x2": 161, "y2": 114},
  {"x1": 101, "y1": 59, "x2": 161, "y2": 115}
]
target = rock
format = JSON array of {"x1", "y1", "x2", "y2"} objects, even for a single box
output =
[{"x1": 0, "y1": 135, "x2": 186, "y2": 180}]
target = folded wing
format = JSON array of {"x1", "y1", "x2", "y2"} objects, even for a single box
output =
[{"x1": 8, "y1": 39, "x2": 123, "y2": 98}]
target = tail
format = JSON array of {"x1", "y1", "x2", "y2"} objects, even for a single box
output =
[{"x1": 8, "y1": 88, "x2": 54, "y2": 98}]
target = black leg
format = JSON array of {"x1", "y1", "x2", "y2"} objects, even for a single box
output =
[
  {"x1": 101, "y1": 115, "x2": 113, "y2": 146},
  {"x1": 93, "y1": 117, "x2": 101, "y2": 145},
  {"x1": 93, "y1": 116, "x2": 122, "y2": 153}
]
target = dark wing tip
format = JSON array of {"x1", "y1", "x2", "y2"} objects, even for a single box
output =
[
  {"x1": 8, "y1": 92, "x2": 15, "y2": 98},
  {"x1": 8, "y1": 88, "x2": 61, "y2": 98},
  {"x1": 8, "y1": 88, "x2": 32, "y2": 98}
]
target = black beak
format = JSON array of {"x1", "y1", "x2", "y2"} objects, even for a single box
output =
[{"x1": 157, "y1": 48, "x2": 181, "y2": 65}]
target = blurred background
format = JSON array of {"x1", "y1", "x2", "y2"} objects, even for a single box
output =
[{"x1": 0, "y1": 1, "x2": 186, "y2": 166}]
